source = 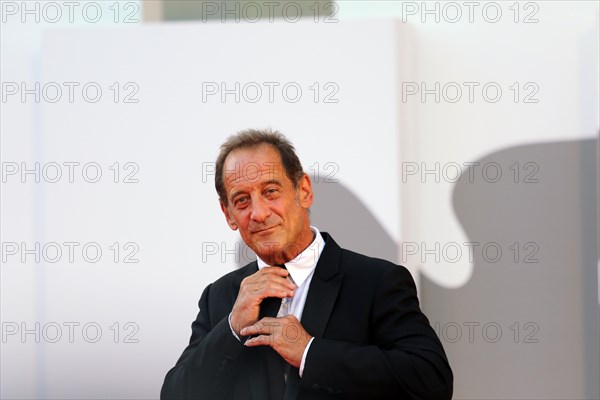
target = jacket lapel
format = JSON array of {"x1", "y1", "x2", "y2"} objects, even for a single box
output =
[
  {"x1": 283, "y1": 233, "x2": 343, "y2": 400},
  {"x1": 300, "y1": 232, "x2": 344, "y2": 339}
]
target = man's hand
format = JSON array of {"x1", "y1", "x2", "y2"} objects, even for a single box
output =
[
  {"x1": 241, "y1": 315, "x2": 313, "y2": 368},
  {"x1": 230, "y1": 266, "x2": 296, "y2": 337}
]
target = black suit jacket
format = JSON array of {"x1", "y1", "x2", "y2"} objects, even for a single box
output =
[{"x1": 161, "y1": 233, "x2": 453, "y2": 399}]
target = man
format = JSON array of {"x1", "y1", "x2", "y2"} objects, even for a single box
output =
[{"x1": 161, "y1": 129, "x2": 453, "y2": 399}]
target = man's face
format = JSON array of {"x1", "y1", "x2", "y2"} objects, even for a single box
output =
[{"x1": 220, "y1": 144, "x2": 314, "y2": 265}]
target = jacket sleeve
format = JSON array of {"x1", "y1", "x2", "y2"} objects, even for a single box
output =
[
  {"x1": 160, "y1": 283, "x2": 245, "y2": 400},
  {"x1": 300, "y1": 266, "x2": 453, "y2": 399}
]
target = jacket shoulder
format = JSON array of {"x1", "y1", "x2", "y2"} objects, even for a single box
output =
[
  {"x1": 205, "y1": 261, "x2": 257, "y2": 297},
  {"x1": 338, "y1": 248, "x2": 414, "y2": 282}
]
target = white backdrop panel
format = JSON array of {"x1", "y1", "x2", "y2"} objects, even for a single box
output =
[{"x1": 27, "y1": 20, "x2": 405, "y2": 399}]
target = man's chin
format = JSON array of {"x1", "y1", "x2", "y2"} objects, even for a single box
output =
[
  {"x1": 244, "y1": 236, "x2": 281, "y2": 258},
  {"x1": 252, "y1": 242, "x2": 284, "y2": 256},
  {"x1": 253, "y1": 249, "x2": 284, "y2": 265}
]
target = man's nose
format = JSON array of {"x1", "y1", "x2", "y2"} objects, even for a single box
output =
[{"x1": 250, "y1": 197, "x2": 271, "y2": 222}]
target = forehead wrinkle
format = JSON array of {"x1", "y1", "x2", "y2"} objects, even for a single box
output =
[
  {"x1": 223, "y1": 145, "x2": 286, "y2": 200},
  {"x1": 263, "y1": 178, "x2": 283, "y2": 186},
  {"x1": 226, "y1": 176, "x2": 285, "y2": 202}
]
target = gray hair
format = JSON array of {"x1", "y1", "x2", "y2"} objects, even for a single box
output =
[{"x1": 215, "y1": 129, "x2": 305, "y2": 205}]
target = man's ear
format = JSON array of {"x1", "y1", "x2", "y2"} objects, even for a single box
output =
[
  {"x1": 220, "y1": 200, "x2": 238, "y2": 230},
  {"x1": 298, "y1": 173, "x2": 314, "y2": 209}
]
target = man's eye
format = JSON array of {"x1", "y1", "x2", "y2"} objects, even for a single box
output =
[
  {"x1": 235, "y1": 197, "x2": 249, "y2": 206},
  {"x1": 265, "y1": 188, "x2": 278, "y2": 194}
]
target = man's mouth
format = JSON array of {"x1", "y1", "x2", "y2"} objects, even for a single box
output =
[{"x1": 251, "y1": 226, "x2": 277, "y2": 234}]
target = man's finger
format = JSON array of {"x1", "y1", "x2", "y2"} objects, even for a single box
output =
[
  {"x1": 247, "y1": 269, "x2": 296, "y2": 291},
  {"x1": 261, "y1": 286, "x2": 295, "y2": 299},
  {"x1": 244, "y1": 334, "x2": 273, "y2": 347},
  {"x1": 252, "y1": 278, "x2": 296, "y2": 296},
  {"x1": 240, "y1": 318, "x2": 279, "y2": 336},
  {"x1": 260, "y1": 266, "x2": 290, "y2": 277}
]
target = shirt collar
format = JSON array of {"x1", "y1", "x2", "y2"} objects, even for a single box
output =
[{"x1": 257, "y1": 226, "x2": 325, "y2": 288}]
